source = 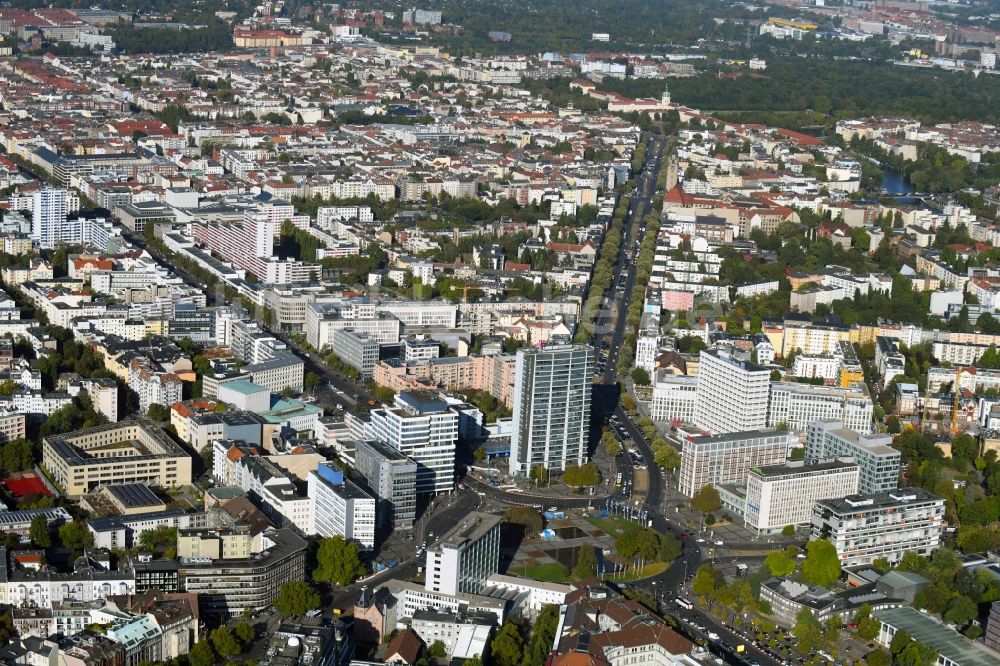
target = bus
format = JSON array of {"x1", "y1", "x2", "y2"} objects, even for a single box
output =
[{"x1": 675, "y1": 597, "x2": 693, "y2": 610}]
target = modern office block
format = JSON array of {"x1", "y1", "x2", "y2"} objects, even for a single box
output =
[
  {"x1": 331, "y1": 328, "x2": 380, "y2": 378},
  {"x1": 425, "y1": 512, "x2": 501, "y2": 596},
  {"x1": 509, "y1": 344, "x2": 594, "y2": 477},
  {"x1": 806, "y1": 421, "x2": 901, "y2": 493},
  {"x1": 366, "y1": 391, "x2": 458, "y2": 495},
  {"x1": 354, "y1": 439, "x2": 417, "y2": 530},
  {"x1": 766, "y1": 382, "x2": 874, "y2": 434},
  {"x1": 694, "y1": 350, "x2": 770, "y2": 434},
  {"x1": 812, "y1": 488, "x2": 945, "y2": 567},
  {"x1": 744, "y1": 459, "x2": 860, "y2": 533},
  {"x1": 308, "y1": 462, "x2": 376, "y2": 549},
  {"x1": 677, "y1": 429, "x2": 791, "y2": 497}
]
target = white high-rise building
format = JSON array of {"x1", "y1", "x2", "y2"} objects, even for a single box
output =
[
  {"x1": 307, "y1": 462, "x2": 376, "y2": 549},
  {"x1": 366, "y1": 391, "x2": 458, "y2": 495},
  {"x1": 31, "y1": 189, "x2": 69, "y2": 249},
  {"x1": 425, "y1": 512, "x2": 501, "y2": 596},
  {"x1": 509, "y1": 344, "x2": 594, "y2": 477},
  {"x1": 677, "y1": 429, "x2": 792, "y2": 497},
  {"x1": 694, "y1": 350, "x2": 770, "y2": 434}
]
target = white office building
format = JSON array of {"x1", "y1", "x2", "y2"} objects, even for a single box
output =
[
  {"x1": 366, "y1": 391, "x2": 458, "y2": 495},
  {"x1": 744, "y1": 459, "x2": 860, "y2": 533},
  {"x1": 677, "y1": 429, "x2": 792, "y2": 497},
  {"x1": 812, "y1": 488, "x2": 945, "y2": 567},
  {"x1": 425, "y1": 512, "x2": 501, "y2": 596},
  {"x1": 509, "y1": 345, "x2": 594, "y2": 477},
  {"x1": 307, "y1": 462, "x2": 376, "y2": 549},
  {"x1": 354, "y1": 439, "x2": 418, "y2": 530},
  {"x1": 694, "y1": 350, "x2": 770, "y2": 434},
  {"x1": 806, "y1": 421, "x2": 901, "y2": 494},
  {"x1": 650, "y1": 373, "x2": 697, "y2": 423},
  {"x1": 767, "y1": 382, "x2": 873, "y2": 434}
]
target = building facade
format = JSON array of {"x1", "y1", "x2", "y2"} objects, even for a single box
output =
[
  {"x1": 744, "y1": 459, "x2": 860, "y2": 533},
  {"x1": 812, "y1": 488, "x2": 945, "y2": 567},
  {"x1": 805, "y1": 421, "x2": 901, "y2": 494},
  {"x1": 694, "y1": 351, "x2": 770, "y2": 434},
  {"x1": 425, "y1": 512, "x2": 501, "y2": 597},
  {"x1": 678, "y1": 430, "x2": 791, "y2": 498},
  {"x1": 354, "y1": 439, "x2": 418, "y2": 530},
  {"x1": 509, "y1": 345, "x2": 594, "y2": 477}
]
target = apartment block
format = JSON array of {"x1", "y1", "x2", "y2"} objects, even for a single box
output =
[
  {"x1": 766, "y1": 382, "x2": 874, "y2": 434},
  {"x1": 331, "y1": 328, "x2": 380, "y2": 378},
  {"x1": 812, "y1": 488, "x2": 945, "y2": 567}
]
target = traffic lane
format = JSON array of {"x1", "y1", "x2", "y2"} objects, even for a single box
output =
[{"x1": 672, "y1": 607, "x2": 784, "y2": 666}]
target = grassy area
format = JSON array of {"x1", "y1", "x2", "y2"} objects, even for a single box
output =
[
  {"x1": 512, "y1": 562, "x2": 571, "y2": 583},
  {"x1": 587, "y1": 516, "x2": 637, "y2": 537}
]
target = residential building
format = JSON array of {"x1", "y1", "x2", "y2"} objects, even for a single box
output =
[
  {"x1": 812, "y1": 488, "x2": 946, "y2": 567},
  {"x1": 744, "y1": 459, "x2": 860, "y2": 533},
  {"x1": 366, "y1": 391, "x2": 458, "y2": 495},
  {"x1": 678, "y1": 430, "x2": 791, "y2": 497},
  {"x1": 307, "y1": 462, "x2": 376, "y2": 549},
  {"x1": 31, "y1": 188, "x2": 69, "y2": 249},
  {"x1": 410, "y1": 610, "x2": 495, "y2": 661},
  {"x1": 694, "y1": 350, "x2": 770, "y2": 434},
  {"x1": 425, "y1": 512, "x2": 501, "y2": 596},
  {"x1": 650, "y1": 373, "x2": 697, "y2": 423},
  {"x1": 509, "y1": 344, "x2": 594, "y2": 477},
  {"x1": 354, "y1": 439, "x2": 418, "y2": 530},
  {"x1": 805, "y1": 421, "x2": 901, "y2": 494}
]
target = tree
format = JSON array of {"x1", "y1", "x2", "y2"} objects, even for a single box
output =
[
  {"x1": 562, "y1": 463, "x2": 601, "y2": 487},
  {"x1": 314, "y1": 536, "x2": 366, "y2": 586},
  {"x1": 858, "y1": 616, "x2": 881, "y2": 641},
  {"x1": 273, "y1": 580, "x2": 320, "y2": 616},
  {"x1": 764, "y1": 548, "x2": 797, "y2": 577},
  {"x1": 652, "y1": 440, "x2": 680, "y2": 469},
  {"x1": 522, "y1": 605, "x2": 559, "y2": 666},
  {"x1": 147, "y1": 403, "x2": 170, "y2": 421},
  {"x1": 504, "y1": 507, "x2": 543, "y2": 535},
  {"x1": 473, "y1": 446, "x2": 486, "y2": 461},
  {"x1": 30, "y1": 515, "x2": 51, "y2": 548},
  {"x1": 188, "y1": 641, "x2": 216, "y2": 666},
  {"x1": 631, "y1": 367, "x2": 651, "y2": 386},
  {"x1": 601, "y1": 431, "x2": 621, "y2": 457},
  {"x1": 782, "y1": 524, "x2": 796, "y2": 537},
  {"x1": 944, "y1": 595, "x2": 978, "y2": 627},
  {"x1": 58, "y1": 519, "x2": 93, "y2": 551},
  {"x1": 890, "y1": 628, "x2": 912, "y2": 656},
  {"x1": 690, "y1": 485, "x2": 721, "y2": 514},
  {"x1": 572, "y1": 545, "x2": 597, "y2": 579},
  {"x1": 304, "y1": 371, "x2": 319, "y2": 392},
  {"x1": 211, "y1": 626, "x2": 241, "y2": 657},
  {"x1": 429, "y1": 640, "x2": 447, "y2": 658},
  {"x1": 801, "y1": 539, "x2": 841, "y2": 587},
  {"x1": 872, "y1": 557, "x2": 891, "y2": 574},
  {"x1": 373, "y1": 386, "x2": 396, "y2": 404},
  {"x1": 234, "y1": 621, "x2": 255, "y2": 645},
  {"x1": 530, "y1": 465, "x2": 549, "y2": 486},
  {"x1": 692, "y1": 564, "x2": 723, "y2": 600},
  {"x1": 865, "y1": 650, "x2": 891, "y2": 666},
  {"x1": 897, "y1": 640, "x2": 938, "y2": 666},
  {"x1": 490, "y1": 621, "x2": 524, "y2": 666}
]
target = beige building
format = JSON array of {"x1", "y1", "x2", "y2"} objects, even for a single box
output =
[{"x1": 42, "y1": 422, "x2": 192, "y2": 496}]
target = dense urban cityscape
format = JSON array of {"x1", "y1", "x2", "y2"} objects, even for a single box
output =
[{"x1": 0, "y1": 1, "x2": 998, "y2": 666}]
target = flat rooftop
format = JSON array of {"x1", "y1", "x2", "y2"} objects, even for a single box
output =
[
  {"x1": 873, "y1": 606, "x2": 1000, "y2": 666},
  {"x1": 433, "y1": 512, "x2": 501, "y2": 551},
  {"x1": 815, "y1": 487, "x2": 942, "y2": 514},
  {"x1": 750, "y1": 458, "x2": 858, "y2": 479}
]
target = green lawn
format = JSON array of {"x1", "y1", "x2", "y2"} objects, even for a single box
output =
[
  {"x1": 607, "y1": 561, "x2": 669, "y2": 582},
  {"x1": 512, "y1": 562, "x2": 571, "y2": 583},
  {"x1": 587, "y1": 516, "x2": 635, "y2": 537}
]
